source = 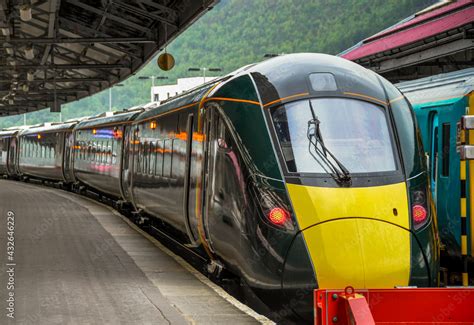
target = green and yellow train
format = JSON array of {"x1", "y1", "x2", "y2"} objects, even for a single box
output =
[{"x1": 0, "y1": 54, "x2": 440, "y2": 321}]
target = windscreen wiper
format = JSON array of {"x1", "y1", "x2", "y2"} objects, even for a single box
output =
[{"x1": 306, "y1": 102, "x2": 351, "y2": 184}]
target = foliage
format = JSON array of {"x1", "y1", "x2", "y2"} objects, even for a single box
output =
[{"x1": 0, "y1": 0, "x2": 433, "y2": 128}]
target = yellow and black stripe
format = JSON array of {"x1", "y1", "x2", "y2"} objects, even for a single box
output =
[{"x1": 460, "y1": 127, "x2": 469, "y2": 286}]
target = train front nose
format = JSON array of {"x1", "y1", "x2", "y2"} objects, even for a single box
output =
[
  {"x1": 285, "y1": 182, "x2": 416, "y2": 289},
  {"x1": 301, "y1": 218, "x2": 410, "y2": 288}
]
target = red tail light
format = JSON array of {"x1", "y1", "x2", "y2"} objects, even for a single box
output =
[
  {"x1": 411, "y1": 189, "x2": 429, "y2": 230},
  {"x1": 412, "y1": 204, "x2": 427, "y2": 224},
  {"x1": 268, "y1": 207, "x2": 289, "y2": 226}
]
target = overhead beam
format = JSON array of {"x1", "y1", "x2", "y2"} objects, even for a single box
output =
[
  {"x1": 6, "y1": 37, "x2": 156, "y2": 44},
  {"x1": 64, "y1": 0, "x2": 152, "y2": 34},
  {"x1": 0, "y1": 64, "x2": 128, "y2": 70},
  {"x1": 113, "y1": 0, "x2": 177, "y2": 27},
  {"x1": 41, "y1": 0, "x2": 60, "y2": 66},
  {"x1": 0, "y1": 78, "x2": 108, "y2": 83}
]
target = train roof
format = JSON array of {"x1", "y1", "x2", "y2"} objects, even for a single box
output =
[
  {"x1": 20, "y1": 122, "x2": 78, "y2": 136},
  {"x1": 0, "y1": 129, "x2": 20, "y2": 137},
  {"x1": 134, "y1": 78, "x2": 224, "y2": 123},
  {"x1": 235, "y1": 53, "x2": 394, "y2": 107},
  {"x1": 75, "y1": 107, "x2": 145, "y2": 130},
  {"x1": 136, "y1": 53, "x2": 396, "y2": 123},
  {"x1": 0, "y1": 125, "x2": 30, "y2": 137},
  {"x1": 397, "y1": 68, "x2": 474, "y2": 106}
]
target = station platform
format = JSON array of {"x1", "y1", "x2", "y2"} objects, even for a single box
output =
[{"x1": 0, "y1": 180, "x2": 269, "y2": 325}]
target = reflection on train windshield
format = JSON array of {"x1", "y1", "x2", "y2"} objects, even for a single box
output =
[{"x1": 271, "y1": 98, "x2": 396, "y2": 174}]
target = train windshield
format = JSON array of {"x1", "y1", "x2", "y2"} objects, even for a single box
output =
[{"x1": 270, "y1": 98, "x2": 397, "y2": 174}]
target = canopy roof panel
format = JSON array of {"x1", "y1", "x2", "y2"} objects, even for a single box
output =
[
  {"x1": 340, "y1": 0, "x2": 474, "y2": 83},
  {"x1": 0, "y1": 0, "x2": 218, "y2": 116}
]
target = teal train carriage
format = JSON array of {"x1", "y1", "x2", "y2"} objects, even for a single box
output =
[{"x1": 397, "y1": 69, "x2": 474, "y2": 262}]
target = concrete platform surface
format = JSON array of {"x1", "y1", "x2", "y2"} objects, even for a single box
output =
[{"x1": 0, "y1": 180, "x2": 268, "y2": 325}]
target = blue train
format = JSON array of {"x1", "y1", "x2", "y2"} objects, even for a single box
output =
[{"x1": 397, "y1": 69, "x2": 474, "y2": 266}]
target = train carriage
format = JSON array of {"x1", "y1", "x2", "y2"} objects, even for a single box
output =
[
  {"x1": 0, "y1": 53, "x2": 443, "y2": 322},
  {"x1": 73, "y1": 108, "x2": 144, "y2": 199},
  {"x1": 397, "y1": 68, "x2": 474, "y2": 259},
  {"x1": 18, "y1": 122, "x2": 77, "y2": 183},
  {"x1": 129, "y1": 53, "x2": 439, "y2": 320}
]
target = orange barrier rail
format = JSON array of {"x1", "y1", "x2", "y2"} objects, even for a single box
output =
[{"x1": 315, "y1": 286, "x2": 474, "y2": 324}]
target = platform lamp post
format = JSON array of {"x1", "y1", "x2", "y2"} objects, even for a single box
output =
[
  {"x1": 138, "y1": 76, "x2": 168, "y2": 102},
  {"x1": 188, "y1": 67, "x2": 222, "y2": 84},
  {"x1": 109, "y1": 83, "x2": 124, "y2": 112}
]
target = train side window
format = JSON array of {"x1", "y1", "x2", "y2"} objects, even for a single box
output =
[
  {"x1": 137, "y1": 142, "x2": 143, "y2": 174},
  {"x1": 111, "y1": 141, "x2": 116, "y2": 165},
  {"x1": 149, "y1": 142, "x2": 155, "y2": 175},
  {"x1": 163, "y1": 139, "x2": 172, "y2": 177},
  {"x1": 143, "y1": 142, "x2": 149, "y2": 174},
  {"x1": 442, "y1": 123, "x2": 450, "y2": 177},
  {"x1": 217, "y1": 116, "x2": 232, "y2": 150},
  {"x1": 155, "y1": 140, "x2": 164, "y2": 176}
]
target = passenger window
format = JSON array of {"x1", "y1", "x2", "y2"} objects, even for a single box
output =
[
  {"x1": 163, "y1": 139, "x2": 172, "y2": 177},
  {"x1": 143, "y1": 142, "x2": 149, "y2": 174},
  {"x1": 442, "y1": 123, "x2": 450, "y2": 177},
  {"x1": 217, "y1": 116, "x2": 232, "y2": 150},
  {"x1": 155, "y1": 141, "x2": 163, "y2": 176},
  {"x1": 149, "y1": 142, "x2": 155, "y2": 175},
  {"x1": 111, "y1": 141, "x2": 116, "y2": 165},
  {"x1": 137, "y1": 142, "x2": 143, "y2": 174}
]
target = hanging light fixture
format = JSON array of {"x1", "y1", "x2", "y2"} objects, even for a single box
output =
[
  {"x1": 24, "y1": 45, "x2": 34, "y2": 60},
  {"x1": 27, "y1": 70, "x2": 35, "y2": 81},
  {"x1": 8, "y1": 98, "x2": 14, "y2": 105},
  {"x1": 20, "y1": 5, "x2": 32, "y2": 22}
]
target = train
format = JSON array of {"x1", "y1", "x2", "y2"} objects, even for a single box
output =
[
  {"x1": 397, "y1": 69, "x2": 474, "y2": 269},
  {"x1": 0, "y1": 53, "x2": 440, "y2": 322}
]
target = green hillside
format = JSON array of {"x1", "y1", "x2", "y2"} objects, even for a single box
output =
[{"x1": 0, "y1": 0, "x2": 434, "y2": 128}]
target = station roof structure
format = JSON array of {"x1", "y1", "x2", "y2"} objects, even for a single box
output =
[
  {"x1": 0, "y1": 0, "x2": 218, "y2": 116},
  {"x1": 340, "y1": 0, "x2": 474, "y2": 83}
]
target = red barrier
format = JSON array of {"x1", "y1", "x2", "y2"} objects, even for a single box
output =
[{"x1": 315, "y1": 286, "x2": 474, "y2": 324}]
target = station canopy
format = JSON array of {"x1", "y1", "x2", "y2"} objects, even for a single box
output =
[
  {"x1": 0, "y1": 0, "x2": 218, "y2": 116},
  {"x1": 340, "y1": 0, "x2": 474, "y2": 83}
]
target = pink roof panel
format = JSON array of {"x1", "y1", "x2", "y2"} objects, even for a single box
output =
[{"x1": 342, "y1": 5, "x2": 474, "y2": 61}]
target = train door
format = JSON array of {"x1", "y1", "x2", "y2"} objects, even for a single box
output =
[
  {"x1": 120, "y1": 125, "x2": 133, "y2": 202},
  {"x1": 429, "y1": 112, "x2": 439, "y2": 201},
  {"x1": 202, "y1": 106, "x2": 244, "y2": 260},
  {"x1": 182, "y1": 113, "x2": 201, "y2": 247},
  {"x1": 63, "y1": 131, "x2": 75, "y2": 183},
  {"x1": 7, "y1": 136, "x2": 17, "y2": 176}
]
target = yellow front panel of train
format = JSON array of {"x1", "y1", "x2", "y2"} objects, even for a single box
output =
[{"x1": 287, "y1": 182, "x2": 411, "y2": 288}]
